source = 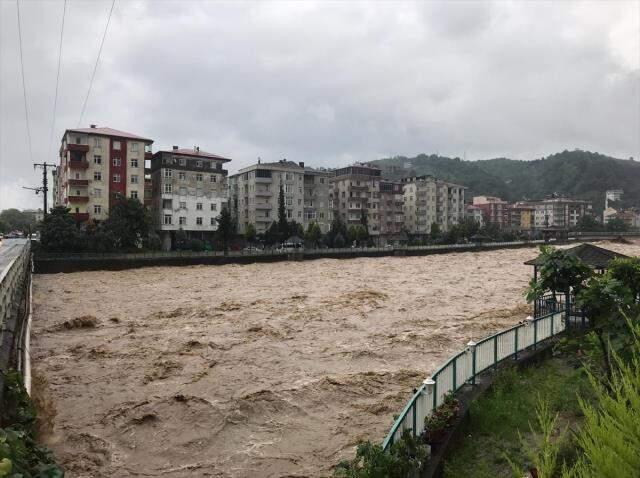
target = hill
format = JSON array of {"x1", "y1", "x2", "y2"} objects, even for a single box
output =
[{"x1": 370, "y1": 150, "x2": 640, "y2": 212}]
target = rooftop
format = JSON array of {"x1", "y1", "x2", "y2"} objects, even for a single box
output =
[
  {"x1": 524, "y1": 243, "x2": 629, "y2": 269},
  {"x1": 157, "y1": 147, "x2": 231, "y2": 162},
  {"x1": 65, "y1": 126, "x2": 153, "y2": 142}
]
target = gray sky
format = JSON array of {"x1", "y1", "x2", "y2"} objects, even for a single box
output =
[{"x1": 1, "y1": 0, "x2": 639, "y2": 210}]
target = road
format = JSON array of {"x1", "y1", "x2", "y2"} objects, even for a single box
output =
[{"x1": 0, "y1": 239, "x2": 28, "y2": 279}]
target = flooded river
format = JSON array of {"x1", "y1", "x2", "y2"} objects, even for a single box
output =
[{"x1": 31, "y1": 241, "x2": 640, "y2": 477}]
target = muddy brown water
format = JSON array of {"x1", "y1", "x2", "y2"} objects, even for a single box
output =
[{"x1": 31, "y1": 241, "x2": 640, "y2": 477}]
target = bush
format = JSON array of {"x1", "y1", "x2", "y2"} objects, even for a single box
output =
[{"x1": 186, "y1": 239, "x2": 205, "y2": 252}]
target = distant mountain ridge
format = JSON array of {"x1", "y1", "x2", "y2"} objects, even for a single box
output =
[{"x1": 369, "y1": 150, "x2": 640, "y2": 213}]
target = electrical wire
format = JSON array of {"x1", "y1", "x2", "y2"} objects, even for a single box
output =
[
  {"x1": 16, "y1": 0, "x2": 33, "y2": 163},
  {"x1": 48, "y1": 0, "x2": 67, "y2": 161},
  {"x1": 77, "y1": 0, "x2": 116, "y2": 128}
]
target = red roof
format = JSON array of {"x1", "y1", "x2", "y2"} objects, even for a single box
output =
[
  {"x1": 66, "y1": 127, "x2": 153, "y2": 142},
  {"x1": 157, "y1": 148, "x2": 231, "y2": 162}
]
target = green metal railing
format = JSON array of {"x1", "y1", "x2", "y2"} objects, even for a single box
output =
[{"x1": 381, "y1": 308, "x2": 567, "y2": 451}]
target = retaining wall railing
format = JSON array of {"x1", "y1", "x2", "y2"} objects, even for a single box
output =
[{"x1": 382, "y1": 309, "x2": 566, "y2": 451}]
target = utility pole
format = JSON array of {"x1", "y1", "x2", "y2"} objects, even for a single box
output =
[{"x1": 33, "y1": 162, "x2": 55, "y2": 216}]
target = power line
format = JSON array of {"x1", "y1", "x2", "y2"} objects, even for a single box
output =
[
  {"x1": 16, "y1": 0, "x2": 33, "y2": 163},
  {"x1": 47, "y1": 0, "x2": 67, "y2": 162},
  {"x1": 77, "y1": 0, "x2": 116, "y2": 128}
]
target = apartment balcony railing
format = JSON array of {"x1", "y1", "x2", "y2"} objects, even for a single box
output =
[
  {"x1": 67, "y1": 160, "x2": 89, "y2": 170},
  {"x1": 255, "y1": 204, "x2": 272, "y2": 210},
  {"x1": 71, "y1": 212, "x2": 90, "y2": 222},
  {"x1": 68, "y1": 179, "x2": 89, "y2": 186},
  {"x1": 68, "y1": 195, "x2": 89, "y2": 203},
  {"x1": 255, "y1": 190, "x2": 272, "y2": 197},
  {"x1": 67, "y1": 143, "x2": 89, "y2": 152},
  {"x1": 255, "y1": 177, "x2": 272, "y2": 183}
]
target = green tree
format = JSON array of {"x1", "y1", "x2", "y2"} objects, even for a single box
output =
[
  {"x1": 606, "y1": 217, "x2": 629, "y2": 232},
  {"x1": 216, "y1": 207, "x2": 234, "y2": 253},
  {"x1": 430, "y1": 222, "x2": 441, "y2": 240},
  {"x1": 278, "y1": 185, "x2": 288, "y2": 237},
  {"x1": 305, "y1": 222, "x2": 322, "y2": 248},
  {"x1": 0, "y1": 220, "x2": 8, "y2": 233},
  {"x1": 102, "y1": 197, "x2": 151, "y2": 250},
  {"x1": 525, "y1": 246, "x2": 592, "y2": 307},
  {"x1": 244, "y1": 223, "x2": 257, "y2": 245},
  {"x1": 575, "y1": 215, "x2": 601, "y2": 232},
  {"x1": 327, "y1": 216, "x2": 348, "y2": 247},
  {"x1": 265, "y1": 221, "x2": 280, "y2": 246},
  {"x1": 360, "y1": 208, "x2": 370, "y2": 238},
  {"x1": 0, "y1": 209, "x2": 36, "y2": 233},
  {"x1": 288, "y1": 220, "x2": 304, "y2": 238},
  {"x1": 39, "y1": 206, "x2": 83, "y2": 252}
]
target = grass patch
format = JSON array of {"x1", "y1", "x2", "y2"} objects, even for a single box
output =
[{"x1": 443, "y1": 357, "x2": 593, "y2": 478}]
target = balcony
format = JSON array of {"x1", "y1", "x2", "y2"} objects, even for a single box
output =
[
  {"x1": 255, "y1": 190, "x2": 272, "y2": 197},
  {"x1": 255, "y1": 176, "x2": 272, "y2": 183},
  {"x1": 145, "y1": 152, "x2": 153, "y2": 159},
  {"x1": 68, "y1": 179, "x2": 89, "y2": 186},
  {"x1": 255, "y1": 204, "x2": 272, "y2": 210},
  {"x1": 68, "y1": 143, "x2": 89, "y2": 153},
  {"x1": 68, "y1": 160, "x2": 89, "y2": 170},
  {"x1": 71, "y1": 212, "x2": 90, "y2": 222},
  {"x1": 68, "y1": 195, "x2": 89, "y2": 203}
]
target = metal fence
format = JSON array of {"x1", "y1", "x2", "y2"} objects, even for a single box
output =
[{"x1": 381, "y1": 309, "x2": 566, "y2": 451}]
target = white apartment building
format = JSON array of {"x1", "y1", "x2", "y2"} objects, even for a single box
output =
[
  {"x1": 55, "y1": 125, "x2": 153, "y2": 222},
  {"x1": 228, "y1": 160, "x2": 332, "y2": 235},
  {"x1": 402, "y1": 175, "x2": 466, "y2": 235},
  {"x1": 150, "y1": 146, "x2": 230, "y2": 250}
]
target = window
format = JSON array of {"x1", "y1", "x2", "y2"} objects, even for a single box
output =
[
  {"x1": 298, "y1": 198, "x2": 302, "y2": 205},
  {"x1": 179, "y1": 186, "x2": 187, "y2": 195},
  {"x1": 75, "y1": 136, "x2": 81, "y2": 144},
  {"x1": 286, "y1": 209, "x2": 293, "y2": 219},
  {"x1": 285, "y1": 173, "x2": 292, "y2": 180},
  {"x1": 93, "y1": 138, "x2": 101, "y2": 148},
  {"x1": 196, "y1": 173, "x2": 203, "y2": 182},
  {"x1": 113, "y1": 141, "x2": 121, "y2": 150},
  {"x1": 94, "y1": 171, "x2": 102, "y2": 181},
  {"x1": 164, "y1": 183, "x2": 172, "y2": 193},
  {"x1": 210, "y1": 174, "x2": 216, "y2": 183},
  {"x1": 163, "y1": 214, "x2": 172, "y2": 225},
  {"x1": 162, "y1": 199, "x2": 172, "y2": 209},
  {"x1": 94, "y1": 205, "x2": 102, "y2": 214},
  {"x1": 94, "y1": 188, "x2": 102, "y2": 197},
  {"x1": 196, "y1": 161, "x2": 203, "y2": 168},
  {"x1": 179, "y1": 171, "x2": 186, "y2": 180},
  {"x1": 179, "y1": 217, "x2": 187, "y2": 225},
  {"x1": 130, "y1": 142, "x2": 138, "y2": 152},
  {"x1": 179, "y1": 158, "x2": 186, "y2": 166},
  {"x1": 164, "y1": 169, "x2": 173, "y2": 178},
  {"x1": 131, "y1": 158, "x2": 138, "y2": 168},
  {"x1": 196, "y1": 188, "x2": 202, "y2": 197},
  {"x1": 75, "y1": 172, "x2": 81, "y2": 179},
  {"x1": 113, "y1": 157, "x2": 121, "y2": 166},
  {"x1": 320, "y1": 177, "x2": 325, "y2": 184},
  {"x1": 210, "y1": 203, "x2": 217, "y2": 211},
  {"x1": 131, "y1": 191, "x2": 138, "y2": 199},
  {"x1": 131, "y1": 175, "x2": 139, "y2": 184},
  {"x1": 285, "y1": 184, "x2": 293, "y2": 193},
  {"x1": 286, "y1": 197, "x2": 293, "y2": 206},
  {"x1": 196, "y1": 217, "x2": 203, "y2": 225},
  {"x1": 94, "y1": 155, "x2": 102, "y2": 164},
  {"x1": 298, "y1": 210, "x2": 302, "y2": 218},
  {"x1": 196, "y1": 202, "x2": 203, "y2": 210},
  {"x1": 210, "y1": 217, "x2": 217, "y2": 226},
  {"x1": 113, "y1": 174, "x2": 121, "y2": 183}
]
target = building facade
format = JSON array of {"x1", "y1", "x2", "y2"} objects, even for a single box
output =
[
  {"x1": 229, "y1": 160, "x2": 332, "y2": 235},
  {"x1": 402, "y1": 175, "x2": 467, "y2": 235},
  {"x1": 150, "y1": 146, "x2": 230, "y2": 250},
  {"x1": 472, "y1": 196, "x2": 509, "y2": 228},
  {"x1": 508, "y1": 203, "x2": 535, "y2": 231},
  {"x1": 530, "y1": 197, "x2": 593, "y2": 229},
  {"x1": 55, "y1": 125, "x2": 153, "y2": 222}
]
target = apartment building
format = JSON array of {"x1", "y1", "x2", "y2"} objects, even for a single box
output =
[
  {"x1": 465, "y1": 204, "x2": 485, "y2": 227},
  {"x1": 55, "y1": 125, "x2": 153, "y2": 222},
  {"x1": 508, "y1": 202, "x2": 535, "y2": 231},
  {"x1": 329, "y1": 164, "x2": 407, "y2": 244},
  {"x1": 150, "y1": 146, "x2": 230, "y2": 250},
  {"x1": 530, "y1": 197, "x2": 593, "y2": 229},
  {"x1": 403, "y1": 175, "x2": 466, "y2": 236},
  {"x1": 472, "y1": 196, "x2": 509, "y2": 228},
  {"x1": 303, "y1": 167, "x2": 333, "y2": 233}
]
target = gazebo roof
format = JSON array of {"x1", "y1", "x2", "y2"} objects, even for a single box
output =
[{"x1": 524, "y1": 243, "x2": 629, "y2": 269}]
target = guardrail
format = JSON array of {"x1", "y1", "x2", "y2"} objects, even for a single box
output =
[{"x1": 382, "y1": 308, "x2": 566, "y2": 451}]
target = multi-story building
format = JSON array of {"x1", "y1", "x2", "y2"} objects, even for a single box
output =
[
  {"x1": 508, "y1": 202, "x2": 535, "y2": 231},
  {"x1": 330, "y1": 164, "x2": 403, "y2": 244},
  {"x1": 465, "y1": 204, "x2": 485, "y2": 227},
  {"x1": 55, "y1": 125, "x2": 153, "y2": 222},
  {"x1": 605, "y1": 189, "x2": 623, "y2": 210},
  {"x1": 150, "y1": 146, "x2": 231, "y2": 250},
  {"x1": 229, "y1": 160, "x2": 332, "y2": 235},
  {"x1": 530, "y1": 197, "x2": 593, "y2": 229},
  {"x1": 472, "y1": 196, "x2": 509, "y2": 228},
  {"x1": 402, "y1": 175, "x2": 466, "y2": 236}
]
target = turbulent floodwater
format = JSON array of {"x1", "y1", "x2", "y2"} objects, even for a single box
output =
[{"x1": 31, "y1": 241, "x2": 640, "y2": 477}]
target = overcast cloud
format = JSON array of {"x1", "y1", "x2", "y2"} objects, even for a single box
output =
[{"x1": 1, "y1": 0, "x2": 638, "y2": 210}]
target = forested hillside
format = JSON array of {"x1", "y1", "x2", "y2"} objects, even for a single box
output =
[{"x1": 371, "y1": 150, "x2": 640, "y2": 212}]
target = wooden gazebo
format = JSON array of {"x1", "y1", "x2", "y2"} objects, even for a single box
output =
[
  {"x1": 525, "y1": 243, "x2": 630, "y2": 320},
  {"x1": 525, "y1": 243, "x2": 629, "y2": 280}
]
